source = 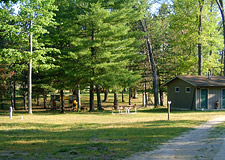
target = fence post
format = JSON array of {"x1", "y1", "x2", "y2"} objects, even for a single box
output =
[
  {"x1": 168, "y1": 101, "x2": 171, "y2": 120},
  {"x1": 10, "y1": 106, "x2": 13, "y2": 119}
]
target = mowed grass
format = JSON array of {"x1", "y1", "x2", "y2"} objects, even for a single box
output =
[{"x1": 1, "y1": 109, "x2": 225, "y2": 160}]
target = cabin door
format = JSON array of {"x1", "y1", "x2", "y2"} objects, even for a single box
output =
[
  {"x1": 201, "y1": 89, "x2": 208, "y2": 109},
  {"x1": 222, "y1": 89, "x2": 225, "y2": 109}
]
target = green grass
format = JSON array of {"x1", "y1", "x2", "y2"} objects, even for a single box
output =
[
  {"x1": 0, "y1": 93, "x2": 224, "y2": 159},
  {"x1": 210, "y1": 121, "x2": 225, "y2": 138},
  {"x1": 1, "y1": 109, "x2": 225, "y2": 160}
]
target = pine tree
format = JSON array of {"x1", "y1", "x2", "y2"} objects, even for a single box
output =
[
  {"x1": 49, "y1": 0, "x2": 144, "y2": 111},
  {"x1": 1, "y1": 0, "x2": 58, "y2": 114}
]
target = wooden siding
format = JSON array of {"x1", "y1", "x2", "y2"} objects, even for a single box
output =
[
  {"x1": 196, "y1": 89, "x2": 200, "y2": 109},
  {"x1": 167, "y1": 78, "x2": 195, "y2": 110},
  {"x1": 196, "y1": 87, "x2": 222, "y2": 109}
]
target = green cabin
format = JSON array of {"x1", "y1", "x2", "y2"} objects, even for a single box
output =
[{"x1": 164, "y1": 75, "x2": 225, "y2": 110}]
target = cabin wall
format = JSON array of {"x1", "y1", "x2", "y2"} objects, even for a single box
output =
[
  {"x1": 167, "y1": 79, "x2": 195, "y2": 110},
  {"x1": 196, "y1": 87, "x2": 222, "y2": 109}
]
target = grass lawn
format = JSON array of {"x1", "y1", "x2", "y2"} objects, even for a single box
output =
[{"x1": 1, "y1": 108, "x2": 225, "y2": 160}]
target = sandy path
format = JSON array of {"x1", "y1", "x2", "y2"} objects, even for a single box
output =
[{"x1": 125, "y1": 116, "x2": 225, "y2": 160}]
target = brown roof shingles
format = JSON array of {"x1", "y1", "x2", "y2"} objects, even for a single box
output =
[{"x1": 165, "y1": 75, "x2": 225, "y2": 87}]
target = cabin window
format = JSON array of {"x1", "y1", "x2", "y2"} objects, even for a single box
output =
[
  {"x1": 175, "y1": 87, "x2": 180, "y2": 93},
  {"x1": 186, "y1": 87, "x2": 191, "y2": 93}
]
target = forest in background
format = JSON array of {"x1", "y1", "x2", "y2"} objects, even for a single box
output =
[{"x1": 1, "y1": 0, "x2": 225, "y2": 113}]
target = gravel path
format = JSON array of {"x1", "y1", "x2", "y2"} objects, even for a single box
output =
[{"x1": 125, "y1": 116, "x2": 225, "y2": 160}]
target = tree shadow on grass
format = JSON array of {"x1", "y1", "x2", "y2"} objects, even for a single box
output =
[
  {"x1": 0, "y1": 120, "x2": 197, "y2": 160},
  {"x1": 138, "y1": 108, "x2": 168, "y2": 113}
]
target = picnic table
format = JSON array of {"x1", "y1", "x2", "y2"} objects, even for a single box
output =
[{"x1": 112, "y1": 104, "x2": 137, "y2": 114}]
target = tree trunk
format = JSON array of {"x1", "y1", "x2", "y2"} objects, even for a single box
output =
[
  {"x1": 133, "y1": 88, "x2": 137, "y2": 99},
  {"x1": 0, "y1": 96, "x2": 4, "y2": 109},
  {"x1": 130, "y1": 88, "x2": 133, "y2": 98},
  {"x1": 160, "y1": 91, "x2": 164, "y2": 106},
  {"x1": 73, "y1": 90, "x2": 77, "y2": 98},
  {"x1": 96, "y1": 86, "x2": 102, "y2": 110},
  {"x1": 114, "y1": 93, "x2": 119, "y2": 109},
  {"x1": 144, "y1": 81, "x2": 147, "y2": 106},
  {"x1": 36, "y1": 95, "x2": 40, "y2": 106},
  {"x1": 198, "y1": 0, "x2": 204, "y2": 75},
  {"x1": 60, "y1": 90, "x2": 65, "y2": 113},
  {"x1": 90, "y1": 27, "x2": 96, "y2": 111},
  {"x1": 216, "y1": 0, "x2": 225, "y2": 76},
  {"x1": 143, "y1": 83, "x2": 147, "y2": 107},
  {"x1": 139, "y1": 19, "x2": 159, "y2": 107},
  {"x1": 129, "y1": 88, "x2": 131, "y2": 105},
  {"x1": 23, "y1": 82, "x2": 27, "y2": 110},
  {"x1": 24, "y1": 92, "x2": 27, "y2": 110},
  {"x1": 144, "y1": 63, "x2": 148, "y2": 106},
  {"x1": 143, "y1": 92, "x2": 146, "y2": 107},
  {"x1": 102, "y1": 90, "x2": 108, "y2": 102},
  {"x1": 10, "y1": 80, "x2": 14, "y2": 110},
  {"x1": 43, "y1": 93, "x2": 47, "y2": 109},
  {"x1": 198, "y1": 43, "x2": 202, "y2": 75},
  {"x1": 76, "y1": 86, "x2": 81, "y2": 111},
  {"x1": 148, "y1": 88, "x2": 153, "y2": 104},
  {"x1": 89, "y1": 83, "x2": 95, "y2": 111},
  {"x1": 13, "y1": 80, "x2": 16, "y2": 110},
  {"x1": 158, "y1": 78, "x2": 164, "y2": 106},
  {"x1": 28, "y1": 20, "x2": 33, "y2": 114},
  {"x1": 122, "y1": 89, "x2": 125, "y2": 102}
]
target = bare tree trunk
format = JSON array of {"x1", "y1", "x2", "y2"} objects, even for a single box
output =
[
  {"x1": 114, "y1": 93, "x2": 119, "y2": 109},
  {"x1": 13, "y1": 79, "x2": 16, "y2": 110},
  {"x1": 28, "y1": 20, "x2": 33, "y2": 114},
  {"x1": 73, "y1": 90, "x2": 77, "y2": 98},
  {"x1": 143, "y1": 92, "x2": 146, "y2": 107},
  {"x1": 144, "y1": 81, "x2": 147, "y2": 106},
  {"x1": 198, "y1": 0, "x2": 204, "y2": 75},
  {"x1": 0, "y1": 96, "x2": 4, "y2": 109},
  {"x1": 102, "y1": 90, "x2": 108, "y2": 102},
  {"x1": 10, "y1": 80, "x2": 14, "y2": 110},
  {"x1": 36, "y1": 95, "x2": 40, "y2": 106},
  {"x1": 96, "y1": 86, "x2": 103, "y2": 110},
  {"x1": 209, "y1": 2, "x2": 213, "y2": 56},
  {"x1": 148, "y1": 87, "x2": 153, "y2": 104},
  {"x1": 24, "y1": 92, "x2": 27, "y2": 110},
  {"x1": 43, "y1": 93, "x2": 47, "y2": 109},
  {"x1": 133, "y1": 88, "x2": 137, "y2": 99},
  {"x1": 60, "y1": 90, "x2": 65, "y2": 113},
  {"x1": 158, "y1": 78, "x2": 164, "y2": 106},
  {"x1": 90, "y1": 28, "x2": 95, "y2": 111},
  {"x1": 143, "y1": 84, "x2": 147, "y2": 107},
  {"x1": 160, "y1": 91, "x2": 164, "y2": 106},
  {"x1": 216, "y1": 0, "x2": 225, "y2": 76},
  {"x1": 139, "y1": 19, "x2": 159, "y2": 107},
  {"x1": 23, "y1": 82, "x2": 27, "y2": 110},
  {"x1": 76, "y1": 85, "x2": 81, "y2": 111},
  {"x1": 130, "y1": 88, "x2": 133, "y2": 98},
  {"x1": 89, "y1": 83, "x2": 95, "y2": 111},
  {"x1": 144, "y1": 63, "x2": 148, "y2": 106},
  {"x1": 122, "y1": 89, "x2": 125, "y2": 102},
  {"x1": 129, "y1": 88, "x2": 131, "y2": 105}
]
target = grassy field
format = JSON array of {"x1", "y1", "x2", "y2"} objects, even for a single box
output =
[{"x1": 1, "y1": 108, "x2": 225, "y2": 160}]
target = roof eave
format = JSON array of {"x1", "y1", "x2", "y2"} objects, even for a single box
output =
[{"x1": 162, "y1": 76, "x2": 196, "y2": 87}]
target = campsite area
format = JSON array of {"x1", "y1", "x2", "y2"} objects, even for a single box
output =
[
  {"x1": 1, "y1": 92, "x2": 225, "y2": 160},
  {"x1": 2, "y1": 0, "x2": 225, "y2": 159}
]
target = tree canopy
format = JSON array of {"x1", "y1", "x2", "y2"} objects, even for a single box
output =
[{"x1": 1, "y1": 0, "x2": 225, "y2": 110}]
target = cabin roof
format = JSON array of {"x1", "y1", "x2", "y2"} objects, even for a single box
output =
[{"x1": 164, "y1": 75, "x2": 225, "y2": 87}]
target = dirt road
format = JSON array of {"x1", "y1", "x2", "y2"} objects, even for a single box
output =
[{"x1": 126, "y1": 116, "x2": 225, "y2": 160}]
